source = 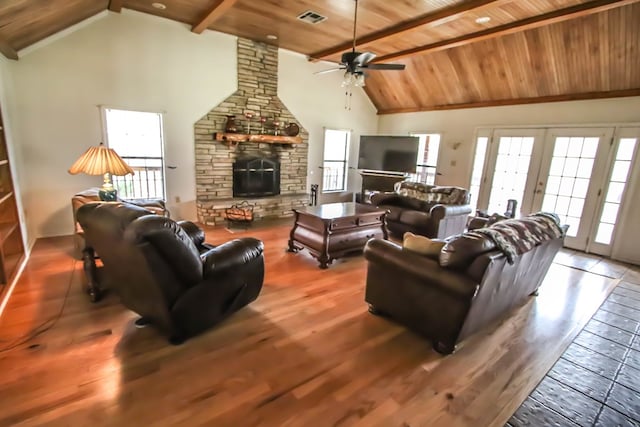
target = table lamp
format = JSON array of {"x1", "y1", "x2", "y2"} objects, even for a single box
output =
[{"x1": 68, "y1": 142, "x2": 134, "y2": 201}]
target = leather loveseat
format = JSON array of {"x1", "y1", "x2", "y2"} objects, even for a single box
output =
[
  {"x1": 370, "y1": 182, "x2": 472, "y2": 239},
  {"x1": 77, "y1": 202, "x2": 265, "y2": 344},
  {"x1": 363, "y1": 213, "x2": 566, "y2": 354}
]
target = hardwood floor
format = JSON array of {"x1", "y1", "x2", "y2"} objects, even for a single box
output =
[{"x1": 0, "y1": 222, "x2": 635, "y2": 427}]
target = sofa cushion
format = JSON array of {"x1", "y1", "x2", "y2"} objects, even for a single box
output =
[
  {"x1": 439, "y1": 233, "x2": 496, "y2": 269},
  {"x1": 394, "y1": 181, "x2": 435, "y2": 201},
  {"x1": 399, "y1": 209, "x2": 431, "y2": 225},
  {"x1": 402, "y1": 232, "x2": 446, "y2": 259},
  {"x1": 426, "y1": 186, "x2": 470, "y2": 205}
]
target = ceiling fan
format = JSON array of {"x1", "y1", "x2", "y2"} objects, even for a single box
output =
[{"x1": 315, "y1": 0, "x2": 406, "y2": 81}]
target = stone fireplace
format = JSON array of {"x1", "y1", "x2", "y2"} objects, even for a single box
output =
[
  {"x1": 233, "y1": 156, "x2": 280, "y2": 198},
  {"x1": 194, "y1": 38, "x2": 308, "y2": 225}
]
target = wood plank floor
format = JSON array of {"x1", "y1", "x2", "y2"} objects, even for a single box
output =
[{"x1": 0, "y1": 222, "x2": 636, "y2": 427}]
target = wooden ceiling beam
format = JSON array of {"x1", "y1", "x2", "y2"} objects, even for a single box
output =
[
  {"x1": 308, "y1": 0, "x2": 505, "y2": 61},
  {"x1": 192, "y1": 0, "x2": 239, "y2": 34},
  {"x1": 374, "y1": 0, "x2": 640, "y2": 64},
  {"x1": 108, "y1": 0, "x2": 123, "y2": 13},
  {"x1": 0, "y1": 35, "x2": 18, "y2": 60},
  {"x1": 377, "y1": 89, "x2": 640, "y2": 114}
]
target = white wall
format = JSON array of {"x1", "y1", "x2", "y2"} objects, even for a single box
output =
[
  {"x1": 278, "y1": 49, "x2": 378, "y2": 203},
  {"x1": 378, "y1": 97, "x2": 640, "y2": 188},
  {"x1": 6, "y1": 10, "x2": 236, "y2": 243},
  {"x1": 3, "y1": 9, "x2": 379, "y2": 243}
]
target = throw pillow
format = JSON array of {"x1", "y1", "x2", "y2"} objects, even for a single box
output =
[{"x1": 402, "y1": 232, "x2": 446, "y2": 259}]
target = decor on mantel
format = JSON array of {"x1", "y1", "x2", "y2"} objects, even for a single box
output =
[
  {"x1": 244, "y1": 112, "x2": 254, "y2": 133},
  {"x1": 214, "y1": 132, "x2": 302, "y2": 146},
  {"x1": 225, "y1": 115, "x2": 238, "y2": 133},
  {"x1": 68, "y1": 142, "x2": 134, "y2": 201}
]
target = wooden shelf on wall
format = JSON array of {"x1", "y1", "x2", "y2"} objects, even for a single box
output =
[{"x1": 214, "y1": 132, "x2": 302, "y2": 145}]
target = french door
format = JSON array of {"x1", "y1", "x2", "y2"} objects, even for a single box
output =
[
  {"x1": 478, "y1": 129, "x2": 546, "y2": 217},
  {"x1": 591, "y1": 128, "x2": 639, "y2": 257},
  {"x1": 477, "y1": 127, "x2": 626, "y2": 252},
  {"x1": 531, "y1": 128, "x2": 614, "y2": 250}
]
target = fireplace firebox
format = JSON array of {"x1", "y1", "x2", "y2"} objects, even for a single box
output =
[{"x1": 233, "y1": 157, "x2": 281, "y2": 198}]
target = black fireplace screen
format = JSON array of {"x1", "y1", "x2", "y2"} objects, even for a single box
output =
[{"x1": 233, "y1": 157, "x2": 281, "y2": 198}]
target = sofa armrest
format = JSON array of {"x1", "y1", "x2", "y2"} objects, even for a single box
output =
[
  {"x1": 363, "y1": 239, "x2": 478, "y2": 300},
  {"x1": 127, "y1": 198, "x2": 170, "y2": 217},
  {"x1": 429, "y1": 204, "x2": 473, "y2": 220},
  {"x1": 178, "y1": 221, "x2": 206, "y2": 247},
  {"x1": 369, "y1": 192, "x2": 402, "y2": 206},
  {"x1": 203, "y1": 238, "x2": 264, "y2": 276}
]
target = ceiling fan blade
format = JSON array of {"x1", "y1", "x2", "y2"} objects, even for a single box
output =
[
  {"x1": 353, "y1": 51, "x2": 376, "y2": 66},
  {"x1": 314, "y1": 67, "x2": 345, "y2": 75},
  {"x1": 363, "y1": 63, "x2": 406, "y2": 71}
]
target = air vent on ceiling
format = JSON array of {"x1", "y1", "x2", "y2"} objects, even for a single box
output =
[{"x1": 297, "y1": 10, "x2": 328, "y2": 24}]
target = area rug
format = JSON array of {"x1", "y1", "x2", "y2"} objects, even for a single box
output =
[{"x1": 507, "y1": 279, "x2": 640, "y2": 426}]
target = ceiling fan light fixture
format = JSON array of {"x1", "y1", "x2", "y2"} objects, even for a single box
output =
[{"x1": 341, "y1": 72, "x2": 355, "y2": 88}]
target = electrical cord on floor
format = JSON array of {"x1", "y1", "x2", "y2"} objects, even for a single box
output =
[{"x1": 0, "y1": 260, "x2": 77, "y2": 354}]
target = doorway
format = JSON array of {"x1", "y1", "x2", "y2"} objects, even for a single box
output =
[{"x1": 475, "y1": 126, "x2": 637, "y2": 252}]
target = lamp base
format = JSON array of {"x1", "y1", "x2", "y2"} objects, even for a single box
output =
[{"x1": 99, "y1": 188, "x2": 118, "y2": 201}]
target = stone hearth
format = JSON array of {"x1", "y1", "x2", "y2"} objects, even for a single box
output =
[{"x1": 194, "y1": 38, "x2": 308, "y2": 225}]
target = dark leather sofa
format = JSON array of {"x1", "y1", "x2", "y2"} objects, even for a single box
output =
[
  {"x1": 77, "y1": 202, "x2": 264, "y2": 344},
  {"x1": 363, "y1": 214, "x2": 566, "y2": 354},
  {"x1": 370, "y1": 182, "x2": 472, "y2": 239}
]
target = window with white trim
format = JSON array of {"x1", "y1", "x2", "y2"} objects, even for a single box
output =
[
  {"x1": 410, "y1": 133, "x2": 440, "y2": 184},
  {"x1": 322, "y1": 129, "x2": 350, "y2": 192},
  {"x1": 102, "y1": 108, "x2": 166, "y2": 200},
  {"x1": 469, "y1": 136, "x2": 489, "y2": 211}
]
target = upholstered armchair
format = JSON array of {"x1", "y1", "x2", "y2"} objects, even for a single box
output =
[
  {"x1": 370, "y1": 182, "x2": 472, "y2": 239},
  {"x1": 71, "y1": 188, "x2": 169, "y2": 259},
  {"x1": 76, "y1": 202, "x2": 264, "y2": 344}
]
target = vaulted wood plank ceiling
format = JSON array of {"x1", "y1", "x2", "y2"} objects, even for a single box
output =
[{"x1": 0, "y1": 0, "x2": 637, "y2": 113}]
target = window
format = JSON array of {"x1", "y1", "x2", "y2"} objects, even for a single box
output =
[
  {"x1": 322, "y1": 129, "x2": 350, "y2": 192},
  {"x1": 102, "y1": 108, "x2": 166, "y2": 200},
  {"x1": 410, "y1": 133, "x2": 440, "y2": 184},
  {"x1": 469, "y1": 136, "x2": 489, "y2": 211}
]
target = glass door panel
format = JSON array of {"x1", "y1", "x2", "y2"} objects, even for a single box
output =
[
  {"x1": 592, "y1": 131, "x2": 639, "y2": 257},
  {"x1": 533, "y1": 128, "x2": 614, "y2": 250},
  {"x1": 480, "y1": 129, "x2": 545, "y2": 217},
  {"x1": 539, "y1": 136, "x2": 598, "y2": 237}
]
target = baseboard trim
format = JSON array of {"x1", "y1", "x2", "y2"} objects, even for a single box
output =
[{"x1": 0, "y1": 241, "x2": 33, "y2": 319}]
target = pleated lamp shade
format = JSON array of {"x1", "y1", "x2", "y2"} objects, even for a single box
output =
[
  {"x1": 68, "y1": 143, "x2": 134, "y2": 176},
  {"x1": 69, "y1": 143, "x2": 134, "y2": 201}
]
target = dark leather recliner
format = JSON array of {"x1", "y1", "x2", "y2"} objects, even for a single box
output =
[
  {"x1": 71, "y1": 188, "x2": 170, "y2": 259},
  {"x1": 77, "y1": 202, "x2": 265, "y2": 344}
]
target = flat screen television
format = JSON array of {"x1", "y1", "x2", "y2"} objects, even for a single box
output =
[{"x1": 357, "y1": 135, "x2": 420, "y2": 173}]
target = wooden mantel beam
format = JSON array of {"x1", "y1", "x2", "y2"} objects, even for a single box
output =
[
  {"x1": 308, "y1": 0, "x2": 505, "y2": 61},
  {"x1": 108, "y1": 0, "x2": 123, "y2": 13},
  {"x1": 192, "y1": 0, "x2": 239, "y2": 34},
  {"x1": 0, "y1": 35, "x2": 18, "y2": 60},
  {"x1": 374, "y1": 0, "x2": 639, "y2": 64}
]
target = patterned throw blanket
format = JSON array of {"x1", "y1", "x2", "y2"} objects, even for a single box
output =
[{"x1": 468, "y1": 212, "x2": 565, "y2": 264}]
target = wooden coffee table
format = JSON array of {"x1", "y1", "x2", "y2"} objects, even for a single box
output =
[{"x1": 288, "y1": 202, "x2": 387, "y2": 269}]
